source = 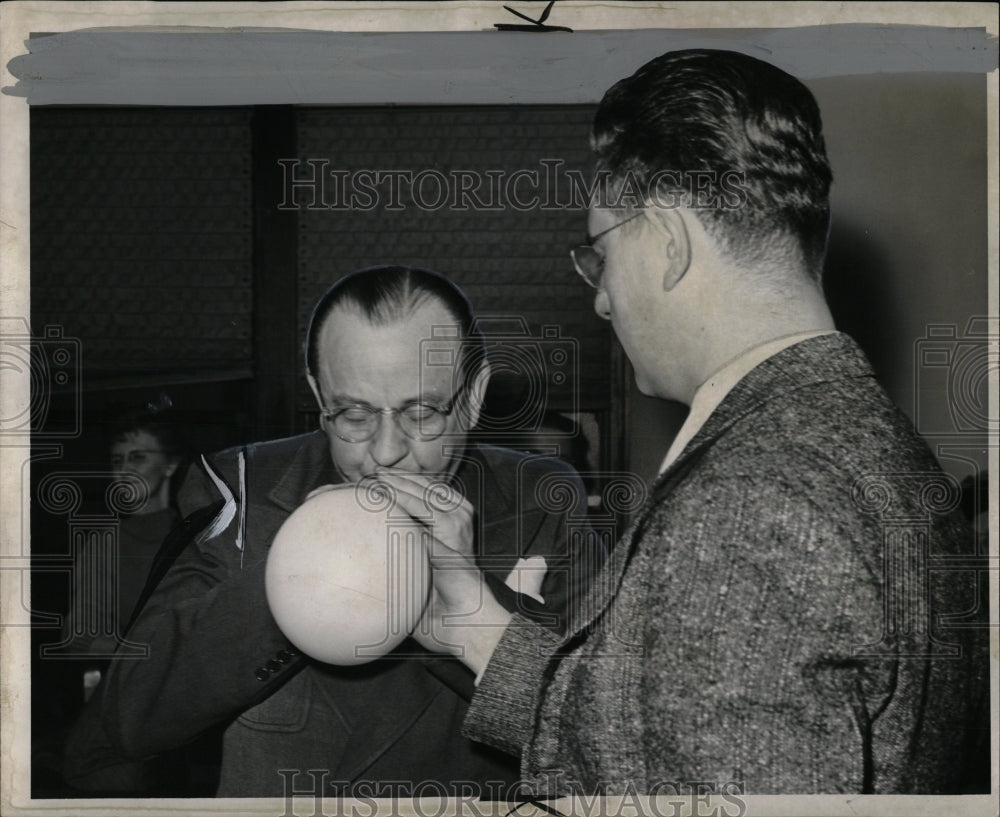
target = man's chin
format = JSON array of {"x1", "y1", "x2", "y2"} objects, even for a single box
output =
[{"x1": 633, "y1": 372, "x2": 655, "y2": 396}]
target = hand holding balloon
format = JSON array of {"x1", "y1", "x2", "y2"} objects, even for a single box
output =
[
  {"x1": 409, "y1": 535, "x2": 513, "y2": 675},
  {"x1": 373, "y1": 468, "x2": 475, "y2": 556},
  {"x1": 264, "y1": 485, "x2": 431, "y2": 665},
  {"x1": 373, "y1": 470, "x2": 512, "y2": 675}
]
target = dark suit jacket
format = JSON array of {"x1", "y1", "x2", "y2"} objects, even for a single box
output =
[
  {"x1": 68, "y1": 434, "x2": 594, "y2": 797},
  {"x1": 466, "y1": 334, "x2": 989, "y2": 794}
]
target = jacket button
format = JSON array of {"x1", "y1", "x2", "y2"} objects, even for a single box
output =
[
  {"x1": 266, "y1": 659, "x2": 282, "y2": 672},
  {"x1": 254, "y1": 667, "x2": 270, "y2": 681},
  {"x1": 276, "y1": 650, "x2": 292, "y2": 663}
]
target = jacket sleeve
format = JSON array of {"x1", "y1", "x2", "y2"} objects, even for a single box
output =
[
  {"x1": 462, "y1": 457, "x2": 603, "y2": 756},
  {"x1": 93, "y1": 448, "x2": 304, "y2": 759},
  {"x1": 462, "y1": 614, "x2": 562, "y2": 758}
]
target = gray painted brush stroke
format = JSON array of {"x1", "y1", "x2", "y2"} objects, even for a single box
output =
[{"x1": 5, "y1": 25, "x2": 998, "y2": 106}]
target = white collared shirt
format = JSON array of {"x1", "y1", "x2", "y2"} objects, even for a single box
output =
[{"x1": 659, "y1": 330, "x2": 837, "y2": 474}]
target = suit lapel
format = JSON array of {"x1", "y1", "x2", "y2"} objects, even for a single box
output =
[
  {"x1": 266, "y1": 431, "x2": 342, "y2": 513},
  {"x1": 456, "y1": 444, "x2": 534, "y2": 571}
]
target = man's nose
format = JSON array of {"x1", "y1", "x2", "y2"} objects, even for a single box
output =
[
  {"x1": 593, "y1": 289, "x2": 611, "y2": 321},
  {"x1": 369, "y1": 412, "x2": 409, "y2": 467}
]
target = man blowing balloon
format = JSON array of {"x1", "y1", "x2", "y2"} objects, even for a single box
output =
[{"x1": 67, "y1": 265, "x2": 597, "y2": 798}]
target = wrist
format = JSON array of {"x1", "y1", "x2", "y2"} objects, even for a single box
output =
[{"x1": 463, "y1": 611, "x2": 512, "y2": 678}]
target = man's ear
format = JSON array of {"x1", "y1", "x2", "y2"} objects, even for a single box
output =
[
  {"x1": 650, "y1": 207, "x2": 692, "y2": 291},
  {"x1": 462, "y1": 361, "x2": 492, "y2": 431},
  {"x1": 306, "y1": 371, "x2": 324, "y2": 410}
]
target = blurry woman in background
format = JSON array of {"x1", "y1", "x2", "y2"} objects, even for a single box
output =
[
  {"x1": 106, "y1": 397, "x2": 187, "y2": 631},
  {"x1": 65, "y1": 395, "x2": 188, "y2": 658}
]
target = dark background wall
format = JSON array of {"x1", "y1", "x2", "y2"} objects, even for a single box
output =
[
  {"x1": 31, "y1": 108, "x2": 255, "y2": 377},
  {"x1": 31, "y1": 107, "x2": 257, "y2": 465}
]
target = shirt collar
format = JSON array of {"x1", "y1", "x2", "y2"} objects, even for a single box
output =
[{"x1": 658, "y1": 330, "x2": 837, "y2": 474}]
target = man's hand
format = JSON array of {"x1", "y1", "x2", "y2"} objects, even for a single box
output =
[
  {"x1": 411, "y1": 534, "x2": 512, "y2": 676},
  {"x1": 373, "y1": 468, "x2": 510, "y2": 676},
  {"x1": 372, "y1": 469, "x2": 475, "y2": 556}
]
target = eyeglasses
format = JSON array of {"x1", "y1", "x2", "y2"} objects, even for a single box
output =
[
  {"x1": 570, "y1": 210, "x2": 645, "y2": 288},
  {"x1": 319, "y1": 382, "x2": 468, "y2": 443},
  {"x1": 111, "y1": 449, "x2": 165, "y2": 468}
]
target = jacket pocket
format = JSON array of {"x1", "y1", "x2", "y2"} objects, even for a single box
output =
[{"x1": 236, "y1": 670, "x2": 312, "y2": 732}]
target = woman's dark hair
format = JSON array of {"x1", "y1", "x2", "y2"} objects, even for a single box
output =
[
  {"x1": 108, "y1": 395, "x2": 191, "y2": 512},
  {"x1": 109, "y1": 393, "x2": 186, "y2": 459}
]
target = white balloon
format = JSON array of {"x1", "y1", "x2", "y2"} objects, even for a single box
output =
[{"x1": 265, "y1": 485, "x2": 430, "y2": 665}]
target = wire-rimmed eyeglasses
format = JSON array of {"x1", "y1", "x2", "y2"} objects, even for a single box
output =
[
  {"x1": 570, "y1": 210, "x2": 645, "y2": 288},
  {"x1": 319, "y1": 381, "x2": 468, "y2": 443}
]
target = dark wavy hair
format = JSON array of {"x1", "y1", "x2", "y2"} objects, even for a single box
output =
[
  {"x1": 108, "y1": 394, "x2": 189, "y2": 507},
  {"x1": 109, "y1": 393, "x2": 185, "y2": 459},
  {"x1": 305, "y1": 265, "x2": 488, "y2": 383},
  {"x1": 592, "y1": 49, "x2": 833, "y2": 276}
]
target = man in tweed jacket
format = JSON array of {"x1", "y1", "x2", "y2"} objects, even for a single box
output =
[{"x1": 408, "y1": 50, "x2": 989, "y2": 794}]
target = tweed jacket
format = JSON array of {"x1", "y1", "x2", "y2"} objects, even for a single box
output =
[
  {"x1": 465, "y1": 333, "x2": 988, "y2": 794},
  {"x1": 76, "y1": 433, "x2": 592, "y2": 797}
]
